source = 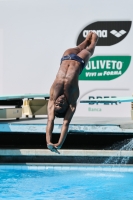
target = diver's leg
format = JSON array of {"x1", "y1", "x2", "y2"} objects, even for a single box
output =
[{"x1": 77, "y1": 32, "x2": 99, "y2": 64}]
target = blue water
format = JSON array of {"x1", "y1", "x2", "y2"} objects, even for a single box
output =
[{"x1": 0, "y1": 168, "x2": 133, "y2": 200}]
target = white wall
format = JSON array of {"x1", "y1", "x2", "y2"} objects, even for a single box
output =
[{"x1": 0, "y1": 0, "x2": 133, "y2": 117}]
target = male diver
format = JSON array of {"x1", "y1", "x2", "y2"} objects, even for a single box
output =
[{"x1": 46, "y1": 31, "x2": 98, "y2": 153}]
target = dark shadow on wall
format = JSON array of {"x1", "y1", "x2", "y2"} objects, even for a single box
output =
[{"x1": 0, "y1": 133, "x2": 132, "y2": 150}]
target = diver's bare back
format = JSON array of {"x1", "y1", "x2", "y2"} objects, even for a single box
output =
[{"x1": 51, "y1": 59, "x2": 80, "y2": 104}]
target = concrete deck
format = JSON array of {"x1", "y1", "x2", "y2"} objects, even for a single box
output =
[
  {"x1": 0, "y1": 149, "x2": 133, "y2": 157},
  {"x1": 0, "y1": 117, "x2": 133, "y2": 134},
  {"x1": 0, "y1": 149, "x2": 133, "y2": 164}
]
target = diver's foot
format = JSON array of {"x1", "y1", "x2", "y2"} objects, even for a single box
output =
[{"x1": 86, "y1": 31, "x2": 93, "y2": 42}]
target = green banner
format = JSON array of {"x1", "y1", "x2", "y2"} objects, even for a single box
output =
[{"x1": 79, "y1": 56, "x2": 131, "y2": 81}]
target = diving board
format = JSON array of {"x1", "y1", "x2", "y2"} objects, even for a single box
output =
[
  {"x1": 80, "y1": 97, "x2": 133, "y2": 104},
  {"x1": 0, "y1": 93, "x2": 50, "y2": 119},
  {"x1": 0, "y1": 93, "x2": 50, "y2": 101}
]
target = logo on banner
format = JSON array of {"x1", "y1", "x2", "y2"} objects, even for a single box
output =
[
  {"x1": 76, "y1": 21, "x2": 132, "y2": 46},
  {"x1": 110, "y1": 30, "x2": 126, "y2": 38},
  {"x1": 88, "y1": 96, "x2": 121, "y2": 105},
  {"x1": 79, "y1": 56, "x2": 131, "y2": 81},
  {"x1": 87, "y1": 95, "x2": 120, "y2": 112}
]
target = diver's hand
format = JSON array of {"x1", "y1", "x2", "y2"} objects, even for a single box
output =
[
  {"x1": 47, "y1": 143, "x2": 60, "y2": 154},
  {"x1": 54, "y1": 143, "x2": 62, "y2": 149}
]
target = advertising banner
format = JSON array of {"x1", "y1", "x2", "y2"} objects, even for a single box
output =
[{"x1": 76, "y1": 20, "x2": 132, "y2": 117}]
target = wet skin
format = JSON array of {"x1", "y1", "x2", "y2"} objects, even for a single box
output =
[{"x1": 46, "y1": 32, "x2": 99, "y2": 152}]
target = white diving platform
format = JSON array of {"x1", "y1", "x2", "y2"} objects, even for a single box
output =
[{"x1": 0, "y1": 93, "x2": 50, "y2": 119}]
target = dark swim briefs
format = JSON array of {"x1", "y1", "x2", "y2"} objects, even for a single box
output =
[{"x1": 60, "y1": 53, "x2": 85, "y2": 74}]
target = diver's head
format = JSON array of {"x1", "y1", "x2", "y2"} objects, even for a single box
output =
[{"x1": 54, "y1": 95, "x2": 68, "y2": 118}]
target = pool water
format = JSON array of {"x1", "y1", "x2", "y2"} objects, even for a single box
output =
[{"x1": 0, "y1": 167, "x2": 133, "y2": 200}]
